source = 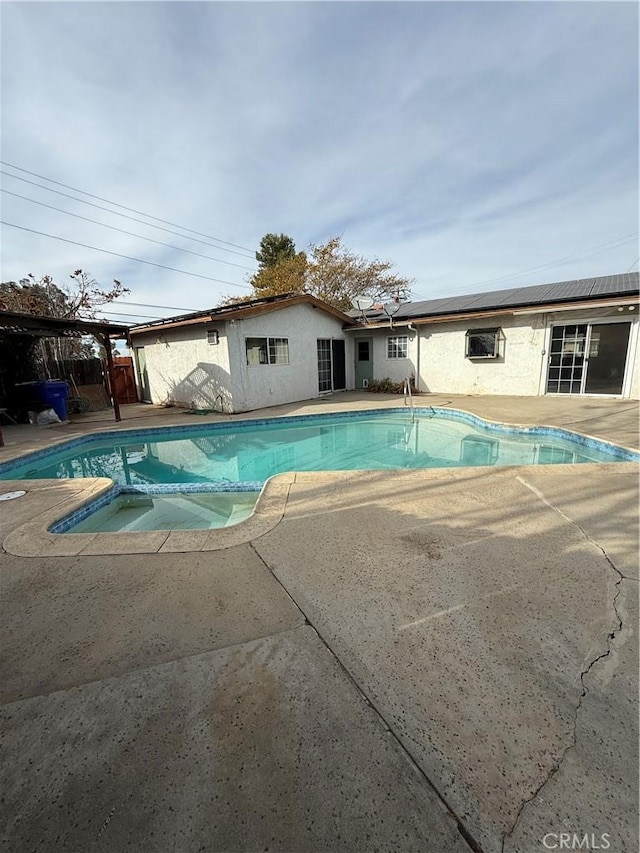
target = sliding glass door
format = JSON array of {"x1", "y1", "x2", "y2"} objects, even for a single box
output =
[
  {"x1": 317, "y1": 339, "x2": 347, "y2": 392},
  {"x1": 584, "y1": 323, "x2": 631, "y2": 394},
  {"x1": 546, "y1": 322, "x2": 631, "y2": 395},
  {"x1": 317, "y1": 340, "x2": 332, "y2": 392}
]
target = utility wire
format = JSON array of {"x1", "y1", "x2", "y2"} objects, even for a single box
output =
[
  {"x1": 626, "y1": 256, "x2": 639, "y2": 273},
  {"x1": 1, "y1": 189, "x2": 257, "y2": 272},
  {"x1": 95, "y1": 310, "x2": 173, "y2": 320},
  {"x1": 96, "y1": 310, "x2": 177, "y2": 320},
  {"x1": 1, "y1": 160, "x2": 256, "y2": 256},
  {"x1": 109, "y1": 300, "x2": 198, "y2": 311},
  {"x1": 415, "y1": 233, "x2": 639, "y2": 300},
  {"x1": 0, "y1": 172, "x2": 256, "y2": 261},
  {"x1": 1, "y1": 221, "x2": 253, "y2": 290}
]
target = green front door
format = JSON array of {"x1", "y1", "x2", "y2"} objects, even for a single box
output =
[{"x1": 354, "y1": 337, "x2": 373, "y2": 389}]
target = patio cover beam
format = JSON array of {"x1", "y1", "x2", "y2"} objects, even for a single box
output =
[{"x1": 0, "y1": 310, "x2": 130, "y2": 428}]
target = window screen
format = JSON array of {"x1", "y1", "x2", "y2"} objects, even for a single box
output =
[{"x1": 465, "y1": 328, "x2": 500, "y2": 358}]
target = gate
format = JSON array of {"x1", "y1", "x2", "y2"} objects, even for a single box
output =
[{"x1": 108, "y1": 356, "x2": 138, "y2": 404}]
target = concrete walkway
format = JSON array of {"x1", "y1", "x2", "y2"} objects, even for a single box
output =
[{"x1": 1, "y1": 394, "x2": 638, "y2": 852}]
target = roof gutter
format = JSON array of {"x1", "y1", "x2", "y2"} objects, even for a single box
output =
[{"x1": 512, "y1": 296, "x2": 638, "y2": 315}]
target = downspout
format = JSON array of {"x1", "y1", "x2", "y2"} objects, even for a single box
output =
[
  {"x1": 537, "y1": 313, "x2": 549, "y2": 396},
  {"x1": 407, "y1": 323, "x2": 421, "y2": 392}
]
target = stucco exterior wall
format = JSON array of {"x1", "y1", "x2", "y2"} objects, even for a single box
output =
[
  {"x1": 368, "y1": 330, "x2": 419, "y2": 385},
  {"x1": 226, "y1": 303, "x2": 350, "y2": 412},
  {"x1": 131, "y1": 300, "x2": 638, "y2": 408},
  {"x1": 132, "y1": 323, "x2": 232, "y2": 410},
  {"x1": 399, "y1": 307, "x2": 639, "y2": 398},
  {"x1": 413, "y1": 314, "x2": 545, "y2": 395}
]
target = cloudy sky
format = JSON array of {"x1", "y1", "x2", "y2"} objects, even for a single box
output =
[{"x1": 1, "y1": 1, "x2": 638, "y2": 324}]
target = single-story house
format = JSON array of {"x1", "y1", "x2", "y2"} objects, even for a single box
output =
[
  {"x1": 129, "y1": 272, "x2": 639, "y2": 411},
  {"x1": 349, "y1": 271, "x2": 639, "y2": 399},
  {"x1": 129, "y1": 293, "x2": 357, "y2": 412}
]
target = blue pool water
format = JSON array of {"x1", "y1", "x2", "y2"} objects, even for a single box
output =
[
  {"x1": 65, "y1": 490, "x2": 260, "y2": 533},
  {"x1": 1, "y1": 408, "x2": 636, "y2": 487}
]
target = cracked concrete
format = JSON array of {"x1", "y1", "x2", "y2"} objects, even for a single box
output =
[
  {"x1": 1, "y1": 394, "x2": 638, "y2": 852},
  {"x1": 503, "y1": 579, "x2": 638, "y2": 852},
  {"x1": 500, "y1": 476, "x2": 638, "y2": 853},
  {"x1": 502, "y1": 478, "x2": 627, "y2": 851},
  {"x1": 255, "y1": 465, "x2": 639, "y2": 853}
]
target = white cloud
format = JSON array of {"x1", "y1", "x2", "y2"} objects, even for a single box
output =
[{"x1": 1, "y1": 1, "x2": 637, "y2": 321}]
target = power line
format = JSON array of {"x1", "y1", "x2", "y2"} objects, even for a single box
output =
[
  {"x1": 0, "y1": 172, "x2": 256, "y2": 261},
  {"x1": 1, "y1": 189, "x2": 257, "y2": 272},
  {"x1": 416, "y1": 233, "x2": 639, "y2": 300},
  {"x1": 95, "y1": 310, "x2": 173, "y2": 320},
  {"x1": 1, "y1": 160, "x2": 256, "y2": 256},
  {"x1": 110, "y1": 300, "x2": 199, "y2": 311},
  {"x1": 626, "y1": 256, "x2": 639, "y2": 273},
  {"x1": 1, "y1": 221, "x2": 253, "y2": 290}
]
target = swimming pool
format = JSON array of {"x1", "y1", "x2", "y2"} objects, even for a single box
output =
[
  {"x1": 1, "y1": 408, "x2": 635, "y2": 533},
  {"x1": 1, "y1": 408, "x2": 636, "y2": 485}
]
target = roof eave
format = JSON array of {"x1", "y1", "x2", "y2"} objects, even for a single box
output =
[
  {"x1": 345, "y1": 294, "x2": 640, "y2": 329},
  {"x1": 130, "y1": 294, "x2": 356, "y2": 334},
  {"x1": 0, "y1": 310, "x2": 130, "y2": 338}
]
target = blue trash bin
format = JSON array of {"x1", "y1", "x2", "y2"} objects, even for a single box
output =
[
  {"x1": 40, "y1": 380, "x2": 70, "y2": 421},
  {"x1": 14, "y1": 380, "x2": 70, "y2": 422}
]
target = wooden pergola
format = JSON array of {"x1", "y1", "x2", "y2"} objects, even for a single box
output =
[{"x1": 0, "y1": 310, "x2": 130, "y2": 443}]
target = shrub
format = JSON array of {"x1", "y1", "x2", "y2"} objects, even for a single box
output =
[{"x1": 367, "y1": 377, "x2": 404, "y2": 394}]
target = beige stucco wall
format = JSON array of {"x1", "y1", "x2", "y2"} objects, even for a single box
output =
[
  {"x1": 131, "y1": 302, "x2": 638, "y2": 408},
  {"x1": 226, "y1": 303, "x2": 351, "y2": 412},
  {"x1": 366, "y1": 307, "x2": 639, "y2": 398},
  {"x1": 132, "y1": 323, "x2": 232, "y2": 410},
  {"x1": 415, "y1": 314, "x2": 545, "y2": 395},
  {"x1": 369, "y1": 330, "x2": 419, "y2": 385},
  {"x1": 132, "y1": 303, "x2": 352, "y2": 413}
]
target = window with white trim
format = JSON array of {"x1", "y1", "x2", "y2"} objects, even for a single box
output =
[
  {"x1": 465, "y1": 328, "x2": 501, "y2": 359},
  {"x1": 246, "y1": 337, "x2": 289, "y2": 366},
  {"x1": 207, "y1": 329, "x2": 219, "y2": 345},
  {"x1": 387, "y1": 335, "x2": 408, "y2": 359}
]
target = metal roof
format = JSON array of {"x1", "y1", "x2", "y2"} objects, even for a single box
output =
[
  {"x1": 355, "y1": 272, "x2": 639, "y2": 323},
  {"x1": 0, "y1": 310, "x2": 129, "y2": 338}
]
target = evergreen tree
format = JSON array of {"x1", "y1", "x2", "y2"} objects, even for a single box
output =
[{"x1": 255, "y1": 233, "x2": 297, "y2": 269}]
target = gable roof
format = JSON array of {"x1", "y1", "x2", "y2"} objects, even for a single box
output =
[
  {"x1": 352, "y1": 272, "x2": 639, "y2": 326},
  {"x1": 129, "y1": 292, "x2": 356, "y2": 334}
]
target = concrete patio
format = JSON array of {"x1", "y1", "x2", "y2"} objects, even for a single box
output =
[{"x1": 1, "y1": 393, "x2": 638, "y2": 852}]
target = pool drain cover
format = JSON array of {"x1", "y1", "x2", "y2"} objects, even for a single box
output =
[{"x1": 0, "y1": 490, "x2": 27, "y2": 501}]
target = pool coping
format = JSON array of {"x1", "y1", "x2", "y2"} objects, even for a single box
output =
[
  {"x1": 1, "y1": 405, "x2": 638, "y2": 557},
  {"x1": 0, "y1": 406, "x2": 638, "y2": 478},
  {"x1": 1, "y1": 473, "x2": 294, "y2": 557},
  {"x1": 2, "y1": 461, "x2": 638, "y2": 557}
]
